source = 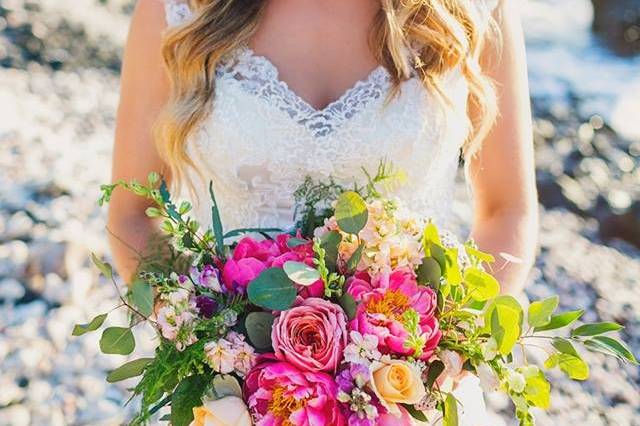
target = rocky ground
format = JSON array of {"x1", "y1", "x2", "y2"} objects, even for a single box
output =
[{"x1": 0, "y1": 1, "x2": 638, "y2": 425}]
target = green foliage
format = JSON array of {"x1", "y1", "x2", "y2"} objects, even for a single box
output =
[
  {"x1": 91, "y1": 253, "x2": 113, "y2": 280},
  {"x1": 313, "y1": 237, "x2": 345, "y2": 298},
  {"x1": 533, "y1": 309, "x2": 583, "y2": 332},
  {"x1": 442, "y1": 393, "x2": 459, "y2": 426},
  {"x1": 464, "y1": 268, "x2": 500, "y2": 301},
  {"x1": 485, "y1": 296, "x2": 523, "y2": 356},
  {"x1": 72, "y1": 313, "x2": 107, "y2": 336},
  {"x1": 571, "y1": 322, "x2": 623, "y2": 337},
  {"x1": 100, "y1": 327, "x2": 135, "y2": 355},
  {"x1": 416, "y1": 257, "x2": 442, "y2": 286},
  {"x1": 346, "y1": 243, "x2": 364, "y2": 273},
  {"x1": 546, "y1": 338, "x2": 589, "y2": 380},
  {"x1": 583, "y1": 336, "x2": 638, "y2": 364},
  {"x1": 171, "y1": 375, "x2": 210, "y2": 426},
  {"x1": 334, "y1": 191, "x2": 369, "y2": 235},
  {"x1": 293, "y1": 176, "x2": 346, "y2": 237},
  {"x1": 319, "y1": 231, "x2": 342, "y2": 273},
  {"x1": 425, "y1": 360, "x2": 445, "y2": 389},
  {"x1": 527, "y1": 296, "x2": 559, "y2": 328},
  {"x1": 208, "y1": 182, "x2": 225, "y2": 256},
  {"x1": 245, "y1": 312, "x2": 275, "y2": 350},
  {"x1": 247, "y1": 268, "x2": 296, "y2": 311},
  {"x1": 338, "y1": 293, "x2": 357, "y2": 321},
  {"x1": 106, "y1": 358, "x2": 154, "y2": 383}
]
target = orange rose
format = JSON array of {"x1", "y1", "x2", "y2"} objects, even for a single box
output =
[{"x1": 370, "y1": 360, "x2": 427, "y2": 416}]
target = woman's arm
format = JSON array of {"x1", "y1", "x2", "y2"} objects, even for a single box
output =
[
  {"x1": 469, "y1": 0, "x2": 538, "y2": 295},
  {"x1": 108, "y1": 0, "x2": 170, "y2": 283}
]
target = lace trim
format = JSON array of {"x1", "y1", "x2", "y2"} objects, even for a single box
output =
[
  {"x1": 163, "y1": 0, "x2": 193, "y2": 27},
  {"x1": 216, "y1": 47, "x2": 393, "y2": 138}
]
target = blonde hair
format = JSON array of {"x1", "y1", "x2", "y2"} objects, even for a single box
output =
[{"x1": 155, "y1": 0, "x2": 498, "y2": 189}]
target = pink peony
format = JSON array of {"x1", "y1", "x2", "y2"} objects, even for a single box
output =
[
  {"x1": 244, "y1": 355, "x2": 346, "y2": 426},
  {"x1": 222, "y1": 235, "x2": 323, "y2": 297},
  {"x1": 272, "y1": 298, "x2": 348, "y2": 372},
  {"x1": 347, "y1": 268, "x2": 441, "y2": 360}
]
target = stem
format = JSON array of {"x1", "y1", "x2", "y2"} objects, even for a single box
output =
[
  {"x1": 108, "y1": 275, "x2": 157, "y2": 325},
  {"x1": 149, "y1": 394, "x2": 172, "y2": 416}
]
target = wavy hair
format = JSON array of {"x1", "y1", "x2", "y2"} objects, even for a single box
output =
[{"x1": 155, "y1": 0, "x2": 499, "y2": 190}]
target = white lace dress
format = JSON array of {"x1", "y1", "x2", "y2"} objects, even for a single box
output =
[{"x1": 162, "y1": 1, "x2": 500, "y2": 425}]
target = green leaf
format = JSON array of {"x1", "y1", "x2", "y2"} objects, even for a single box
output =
[
  {"x1": 245, "y1": 312, "x2": 275, "y2": 350},
  {"x1": 464, "y1": 267, "x2": 500, "y2": 301},
  {"x1": 283, "y1": 261, "x2": 321, "y2": 286},
  {"x1": 338, "y1": 293, "x2": 357, "y2": 320},
  {"x1": 91, "y1": 253, "x2": 113, "y2": 280},
  {"x1": 464, "y1": 245, "x2": 495, "y2": 264},
  {"x1": 247, "y1": 268, "x2": 296, "y2": 311},
  {"x1": 422, "y1": 222, "x2": 442, "y2": 257},
  {"x1": 346, "y1": 243, "x2": 365, "y2": 273},
  {"x1": 286, "y1": 237, "x2": 309, "y2": 248},
  {"x1": 524, "y1": 371, "x2": 550, "y2": 409},
  {"x1": 335, "y1": 191, "x2": 368, "y2": 234},
  {"x1": 584, "y1": 336, "x2": 638, "y2": 364},
  {"x1": 72, "y1": 313, "x2": 108, "y2": 336},
  {"x1": 131, "y1": 279, "x2": 154, "y2": 317},
  {"x1": 320, "y1": 231, "x2": 342, "y2": 272},
  {"x1": 552, "y1": 337, "x2": 580, "y2": 356},
  {"x1": 425, "y1": 360, "x2": 445, "y2": 389},
  {"x1": 401, "y1": 403, "x2": 429, "y2": 422},
  {"x1": 571, "y1": 322, "x2": 624, "y2": 337},
  {"x1": 444, "y1": 248, "x2": 462, "y2": 285},
  {"x1": 533, "y1": 310, "x2": 584, "y2": 332},
  {"x1": 443, "y1": 392, "x2": 459, "y2": 426},
  {"x1": 486, "y1": 296, "x2": 523, "y2": 356},
  {"x1": 209, "y1": 181, "x2": 225, "y2": 256},
  {"x1": 224, "y1": 228, "x2": 284, "y2": 239},
  {"x1": 99, "y1": 327, "x2": 135, "y2": 355},
  {"x1": 558, "y1": 353, "x2": 589, "y2": 380},
  {"x1": 106, "y1": 358, "x2": 154, "y2": 383},
  {"x1": 416, "y1": 257, "x2": 442, "y2": 286},
  {"x1": 171, "y1": 375, "x2": 209, "y2": 426},
  {"x1": 528, "y1": 296, "x2": 559, "y2": 328}
]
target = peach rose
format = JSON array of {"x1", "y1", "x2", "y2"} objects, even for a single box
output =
[
  {"x1": 369, "y1": 360, "x2": 427, "y2": 416},
  {"x1": 190, "y1": 396, "x2": 252, "y2": 426}
]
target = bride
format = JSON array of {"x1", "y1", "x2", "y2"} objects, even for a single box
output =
[{"x1": 109, "y1": 0, "x2": 537, "y2": 424}]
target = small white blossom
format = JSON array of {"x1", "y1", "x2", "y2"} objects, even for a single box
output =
[
  {"x1": 506, "y1": 370, "x2": 526, "y2": 393},
  {"x1": 343, "y1": 331, "x2": 381, "y2": 365}
]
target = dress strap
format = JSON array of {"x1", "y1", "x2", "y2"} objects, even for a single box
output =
[{"x1": 162, "y1": 0, "x2": 193, "y2": 27}]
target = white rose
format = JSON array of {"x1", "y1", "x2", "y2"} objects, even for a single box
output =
[{"x1": 189, "y1": 396, "x2": 252, "y2": 426}]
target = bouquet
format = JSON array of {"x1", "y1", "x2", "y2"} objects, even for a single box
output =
[{"x1": 74, "y1": 165, "x2": 637, "y2": 426}]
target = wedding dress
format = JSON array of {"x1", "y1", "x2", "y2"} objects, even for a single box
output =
[{"x1": 162, "y1": 1, "x2": 501, "y2": 425}]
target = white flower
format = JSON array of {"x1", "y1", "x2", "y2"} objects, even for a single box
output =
[
  {"x1": 165, "y1": 288, "x2": 190, "y2": 306},
  {"x1": 481, "y1": 337, "x2": 498, "y2": 361},
  {"x1": 506, "y1": 370, "x2": 526, "y2": 393},
  {"x1": 204, "y1": 338, "x2": 236, "y2": 374},
  {"x1": 343, "y1": 331, "x2": 381, "y2": 365},
  {"x1": 440, "y1": 350, "x2": 463, "y2": 378},
  {"x1": 477, "y1": 362, "x2": 500, "y2": 393}
]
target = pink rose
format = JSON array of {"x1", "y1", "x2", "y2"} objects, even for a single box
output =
[
  {"x1": 243, "y1": 356, "x2": 346, "y2": 426},
  {"x1": 348, "y1": 268, "x2": 442, "y2": 360},
  {"x1": 272, "y1": 298, "x2": 348, "y2": 372}
]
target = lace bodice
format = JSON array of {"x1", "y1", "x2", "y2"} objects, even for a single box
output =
[{"x1": 162, "y1": 1, "x2": 494, "y2": 233}]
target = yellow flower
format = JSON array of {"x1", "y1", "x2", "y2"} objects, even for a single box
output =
[
  {"x1": 190, "y1": 396, "x2": 252, "y2": 426},
  {"x1": 369, "y1": 360, "x2": 427, "y2": 416}
]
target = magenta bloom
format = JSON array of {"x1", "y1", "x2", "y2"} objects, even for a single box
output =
[
  {"x1": 244, "y1": 355, "x2": 346, "y2": 426},
  {"x1": 272, "y1": 298, "x2": 348, "y2": 372},
  {"x1": 347, "y1": 268, "x2": 441, "y2": 359},
  {"x1": 222, "y1": 235, "x2": 323, "y2": 297}
]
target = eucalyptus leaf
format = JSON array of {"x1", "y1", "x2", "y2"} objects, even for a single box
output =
[
  {"x1": 402, "y1": 403, "x2": 429, "y2": 422},
  {"x1": 571, "y1": 322, "x2": 623, "y2": 337},
  {"x1": 464, "y1": 245, "x2": 495, "y2": 264},
  {"x1": 247, "y1": 268, "x2": 296, "y2": 311},
  {"x1": 524, "y1": 371, "x2": 550, "y2": 409},
  {"x1": 106, "y1": 358, "x2": 154, "y2": 383},
  {"x1": 335, "y1": 191, "x2": 368, "y2": 234},
  {"x1": 584, "y1": 336, "x2": 638, "y2": 364},
  {"x1": 283, "y1": 261, "x2": 321, "y2": 286},
  {"x1": 485, "y1": 296, "x2": 523, "y2": 356},
  {"x1": 346, "y1": 243, "x2": 365, "y2": 273},
  {"x1": 444, "y1": 248, "x2": 462, "y2": 285},
  {"x1": 91, "y1": 253, "x2": 113, "y2": 280},
  {"x1": 245, "y1": 312, "x2": 275, "y2": 350},
  {"x1": 209, "y1": 181, "x2": 225, "y2": 256},
  {"x1": 443, "y1": 392, "x2": 459, "y2": 426},
  {"x1": 464, "y1": 268, "x2": 500, "y2": 301},
  {"x1": 426, "y1": 360, "x2": 445, "y2": 389},
  {"x1": 528, "y1": 296, "x2": 559, "y2": 328},
  {"x1": 286, "y1": 237, "x2": 309, "y2": 248},
  {"x1": 131, "y1": 279, "x2": 154, "y2": 317},
  {"x1": 416, "y1": 257, "x2": 441, "y2": 286},
  {"x1": 338, "y1": 293, "x2": 357, "y2": 320},
  {"x1": 533, "y1": 310, "x2": 584, "y2": 332},
  {"x1": 72, "y1": 313, "x2": 107, "y2": 336},
  {"x1": 99, "y1": 327, "x2": 135, "y2": 355}
]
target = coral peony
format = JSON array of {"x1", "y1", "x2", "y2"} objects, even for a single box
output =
[{"x1": 244, "y1": 355, "x2": 345, "y2": 426}]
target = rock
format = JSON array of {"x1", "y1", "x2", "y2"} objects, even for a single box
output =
[
  {"x1": 592, "y1": 0, "x2": 640, "y2": 56},
  {"x1": 26, "y1": 239, "x2": 86, "y2": 281},
  {"x1": 0, "y1": 278, "x2": 25, "y2": 302}
]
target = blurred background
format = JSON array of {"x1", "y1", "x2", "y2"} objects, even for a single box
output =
[{"x1": 0, "y1": 0, "x2": 638, "y2": 425}]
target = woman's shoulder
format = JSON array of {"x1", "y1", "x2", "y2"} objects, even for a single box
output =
[{"x1": 160, "y1": 0, "x2": 194, "y2": 27}]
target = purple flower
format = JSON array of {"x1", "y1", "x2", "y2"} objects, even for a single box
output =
[
  {"x1": 191, "y1": 265, "x2": 222, "y2": 292},
  {"x1": 195, "y1": 295, "x2": 218, "y2": 318}
]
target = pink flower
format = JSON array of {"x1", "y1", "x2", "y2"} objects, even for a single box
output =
[
  {"x1": 347, "y1": 268, "x2": 441, "y2": 360},
  {"x1": 244, "y1": 356, "x2": 346, "y2": 426},
  {"x1": 222, "y1": 235, "x2": 323, "y2": 297},
  {"x1": 272, "y1": 298, "x2": 348, "y2": 372}
]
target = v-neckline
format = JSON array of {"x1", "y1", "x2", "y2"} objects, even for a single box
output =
[{"x1": 237, "y1": 46, "x2": 390, "y2": 115}]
